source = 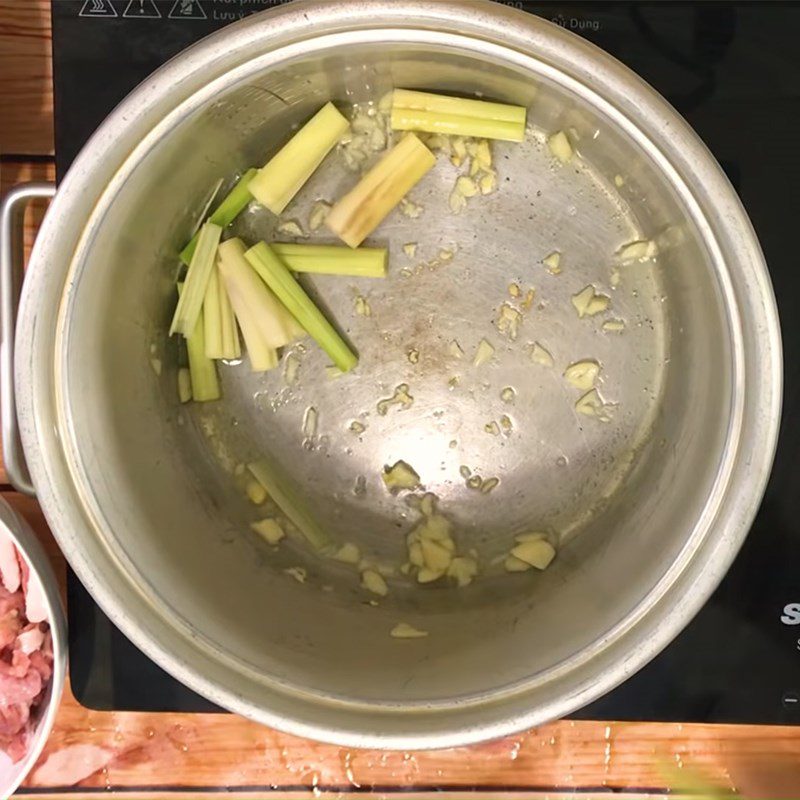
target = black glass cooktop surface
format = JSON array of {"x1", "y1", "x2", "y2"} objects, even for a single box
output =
[{"x1": 52, "y1": 0, "x2": 800, "y2": 722}]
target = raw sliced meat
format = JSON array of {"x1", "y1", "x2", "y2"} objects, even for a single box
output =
[
  {"x1": 0, "y1": 538, "x2": 20, "y2": 594},
  {"x1": 0, "y1": 538, "x2": 54, "y2": 762},
  {"x1": 16, "y1": 625, "x2": 45, "y2": 656},
  {"x1": 17, "y1": 556, "x2": 47, "y2": 624}
]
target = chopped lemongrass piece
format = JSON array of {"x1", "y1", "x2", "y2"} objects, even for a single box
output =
[
  {"x1": 177, "y1": 367, "x2": 192, "y2": 403},
  {"x1": 249, "y1": 102, "x2": 350, "y2": 214},
  {"x1": 511, "y1": 539, "x2": 556, "y2": 570},
  {"x1": 326, "y1": 133, "x2": 435, "y2": 248},
  {"x1": 390, "y1": 89, "x2": 526, "y2": 142},
  {"x1": 543, "y1": 251, "x2": 561, "y2": 274},
  {"x1": 217, "y1": 238, "x2": 301, "y2": 372},
  {"x1": 244, "y1": 242, "x2": 358, "y2": 372},
  {"x1": 548, "y1": 130, "x2": 574, "y2": 163},
  {"x1": 564, "y1": 360, "x2": 600, "y2": 391},
  {"x1": 332, "y1": 542, "x2": 361, "y2": 564},
  {"x1": 572, "y1": 285, "x2": 610, "y2": 318},
  {"x1": 616, "y1": 239, "x2": 659, "y2": 262},
  {"x1": 180, "y1": 169, "x2": 258, "y2": 265},
  {"x1": 399, "y1": 197, "x2": 424, "y2": 218},
  {"x1": 202, "y1": 266, "x2": 222, "y2": 358},
  {"x1": 354, "y1": 295, "x2": 371, "y2": 317},
  {"x1": 382, "y1": 460, "x2": 421, "y2": 491},
  {"x1": 450, "y1": 136, "x2": 467, "y2": 167},
  {"x1": 447, "y1": 556, "x2": 478, "y2": 588},
  {"x1": 603, "y1": 318, "x2": 626, "y2": 333},
  {"x1": 390, "y1": 622, "x2": 428, "y2": 639},
  {"x1": 218, "y1": 239, "x2": 305, "y2": 349},
  {"x1": 575, "y1": 388, "x2": 615, "y2": 422},
  {"x1": 361, "y1": 569, "x2": 389, "y2": 596},
  {"x1": 473, "y1": 338, "x2": 495, "y2": 367},
  {"x1": 179, "y1": 284, "x2": 220, "y2": 402},
  {"x1": 270, "y1": 243, "x2": 387, "y2": 278},
  {"x1": 170, "y1": 222, "x2": 222, "y2": 337},
  {"x1": 248, "y1": 458, "x2": 330, "y2": 550},
  {"x1": 251, "y1": 518, "x2": 286, "y2": 545},
  {"x1": 284, "y1": 567, "x2": 307, "y2": 584},
  {"x1": 531, "y1": 342, "x2": 554, "y2": 367},
  {"x1": 478, "y1": 170, "x2": 498, "y2": 195},
  {"x1": 308, "y1": 200, "x2": 331, "y2": 231},
  {"x1": 217, "y1": 266, "x2": 241, "y2": 360},
  {"x1": 402, "y1": 242, "x2": 417, "y2": 259},
  {"x1": 455, "y1": 175, "x2": 478, "y2": 197},
  {"x1": 276, "y1": 219, "x2": 306, "y2": 238}
]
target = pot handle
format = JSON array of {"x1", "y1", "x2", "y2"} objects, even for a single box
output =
[{"x1": 1, "y1": 183, "x2": 56, "y2": 496}]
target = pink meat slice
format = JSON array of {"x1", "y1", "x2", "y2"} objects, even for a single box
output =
[
  {"x1": 0, "y1": 585, "x2": 24, "y2": 651},
  {"x1": 0, "y1": 538, "x2": 20, "y2": 594},
  {"x1": 17, "y1": 554, "x2": 47, "y2": 624},
  {"x1": 16, "y1": 624, "x2": 46, "y2": 656}
]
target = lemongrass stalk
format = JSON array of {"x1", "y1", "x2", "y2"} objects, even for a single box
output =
[
  {"x1": 178, "y1": 283, "x2": 220, "y2": 402},
  {"x1": 204, "y1": 263, "x2": 241, "y2": 360},
  {"x1": 203, "y1": 265, "x2": 223, "y2": 359},
  {"x1": 248, "y1": 458, "x2": 330, "y2": 550},
  {"x1": 392, "y1": 89, "x2": 525, "y2": 122},
  {"x1": 217, "y1": 238, "x2": 296, "y2": 371},
  {"x1": 391, "y1": 109, "x2": 524, "y2": 142},
  {"x1": 270, "y1": 243, "x2": 387, "y2": 278},
  {"x1": 248, "y1": 103, "x2": 350, "y2": 215},
  {"x1": 187, "y1": 178, "x2": 223, "y2": 240},
  {"x1": 391, "y1": 89, "x2": 525, "y2": 142},
  {"x1": 326, "y1": 133, "x2": 435, "y2": 248},
  {"x1": 244, "y1": 242, "x2": 357, "y2": 372},
  {"x1": 170, "y1": 221, "x2": 222, "y2": 337},
  {"x1": 180, "y1": 169, "x2": 258, "y2": 265},
  {"x1": 217, "y1": 270, "x2": 241, "y2": 360}
]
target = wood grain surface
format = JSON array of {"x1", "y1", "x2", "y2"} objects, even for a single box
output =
[
  {"x1": 0, "y1": 0, "x2": 53, "y2": 156},
  {"x1": 2, "y1": 2, "x2": 800, "y2": 798}
]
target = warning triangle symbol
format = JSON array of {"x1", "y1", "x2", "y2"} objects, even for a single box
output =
[
  {"x1": 79, "y1": 0, "x2": 118, "y2": 17},
  {"x1": 123, "y1": 0, "x2": 161, "y2": 18},
  {"x1": 168, "y1": 0, "x2": 207, "y2": 19}
]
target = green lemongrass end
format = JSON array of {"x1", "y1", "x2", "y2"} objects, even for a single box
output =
[
  {"x1": 180, "y1": 168, "x2": 258, "y2": 265},
  {"x1": 178, "y1": 283, "x2": 220, "y2": 402},
  {"x1": 170, "y1": 221, "x2": 222, "y2": 337},
  {"x1": 248, "y1": 459, "x2": 330, "y2": 550},
  {"x1": 249, "y1": 103, "x2": 350, "y2": 215},
  {"x1": 244, "y1": 242, "x2": 357, "y2": 372},
  {"x1": 391, "y1": 89, "x2": 526, "y2": 142},
  {"x1": 391, "y1": 108, "x2": 524, "y2": 142},
  {"x1": 270, "y1": 243, "x2": 387, "y2": 278},
  {"x1": 203, "y1": 266, "x2": 223, "y2": 359}
]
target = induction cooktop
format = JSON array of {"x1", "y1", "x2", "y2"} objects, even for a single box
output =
[{"x1": 52, "y1": 0, "x2": 800, "y2": 723}]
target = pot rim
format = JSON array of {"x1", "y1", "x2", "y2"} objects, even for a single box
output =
[{"x1": 16, "y1": 0, "x2": 782, "y2": 748}]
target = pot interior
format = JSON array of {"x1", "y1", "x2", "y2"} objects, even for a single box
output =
[{"x1": 57, "y1": 35, "x2": 733, "y2": 720}]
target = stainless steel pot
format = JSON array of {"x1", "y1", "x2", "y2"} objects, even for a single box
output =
[{"x1": 2, "y1": 0, "x2": 781, "y2": 748}]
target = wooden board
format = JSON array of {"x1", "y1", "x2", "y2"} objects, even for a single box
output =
[{"x1": 0, "y1": 0, "x2": 54, "y2": 156}]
